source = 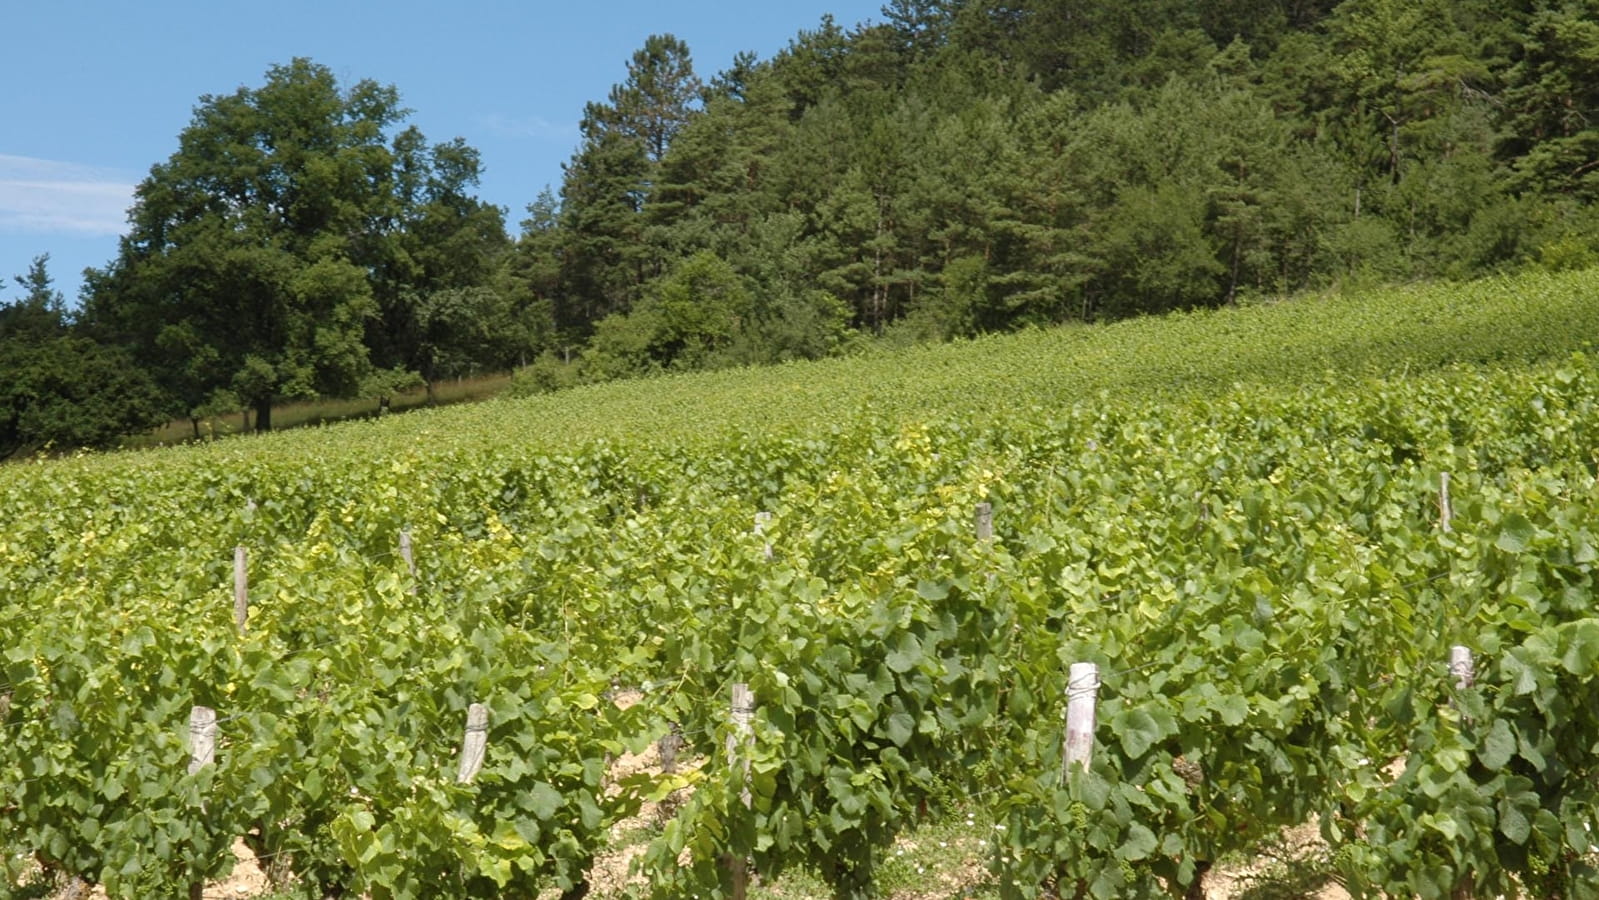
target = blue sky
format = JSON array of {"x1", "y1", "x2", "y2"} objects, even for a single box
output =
[{"x1": 0, "y1": 1, "x2": 885, "y2": 305}]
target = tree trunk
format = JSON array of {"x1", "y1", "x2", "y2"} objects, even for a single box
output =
[
  {"x1": 1227, "y1": 231, "x2": 1242, "y2": 305},
  {"x1": 1184, "y1": 861, "x2": 1211, "y2": 900},
  {"x1": 254, "y1": 397, "x2": 272, "y2": 432}
]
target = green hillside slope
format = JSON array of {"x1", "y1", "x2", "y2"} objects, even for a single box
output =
[
  {"x1": 58, "y1": 266, "x2": 1599, "y2": 470},
  {"x1": 3, "y1": 268, "x2": 1598, "y2": 899}
]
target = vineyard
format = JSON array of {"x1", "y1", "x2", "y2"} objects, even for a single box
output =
[{"x1": 4, "y1": 269, "x2": 1599, "y2": 899}]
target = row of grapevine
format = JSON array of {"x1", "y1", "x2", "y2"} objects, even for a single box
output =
[{"x1": 5, "y1": 346, "x2": 1599, "y2": 896}]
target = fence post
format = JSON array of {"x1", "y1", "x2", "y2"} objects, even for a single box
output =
[
  {"x1": 976, "y1": 502, "x2": 994, "y2": 543},
  {"x1": 457, "y1": 703, "x2": 489, "y2": 784},
  {"x1": 1449, "y1": 645, "x2": 1475, "y2": 727},
  {"x1": 185, "y1": 704, "x2": 218, "y2": 898},
  {"x1": 1449, "y1": 644, "x2": 1477, "y2": 900},
  {"x1": 1062, "y1": 663, "x2": 1100, "y2": 778},
  {"x1": 233, "y1": 546, "x2": 248, "y2": 634},
  {"x1": 727, "y1": 683, "x2": 755, "y2": 900}
]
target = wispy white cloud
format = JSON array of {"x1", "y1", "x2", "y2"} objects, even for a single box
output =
[
  {"x1": 478, "y1": 113, "x2": 579, "y2": 141},
  {"x1": 0, "y1": 154, "x2": 134, "y2": 236}
]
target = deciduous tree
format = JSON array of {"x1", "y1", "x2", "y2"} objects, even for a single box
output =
[{"x1": 83, "y1": 58, "x2": 502, "y2": 430}]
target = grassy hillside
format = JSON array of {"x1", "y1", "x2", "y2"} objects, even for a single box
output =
[
  {"x1": 436, "y1": 268, "x2": 1599, "y2": 449},
  {"x1": 4, "y1": 267, "x2": 1599, "y2": 899},
  {"x1": 104, "y1": 266, "x2": 1599, "y2": 467}
]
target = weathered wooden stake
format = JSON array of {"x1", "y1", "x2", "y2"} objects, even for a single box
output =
[
  {"x1": 1448, "y1": 649, "x2": 1476, "y2": 900},
  {"x1": 727, "y1": 682, "x2": 755, "y2": 900},
  {"x1": 233, "y1": 546, "x2": 248, "y2": 634},
  {"x1": 457, "y1": 703, "x2": 489, "y2": 784},
  {"x1": 975, "y1": 502, "x2": 994, "y2": 543},
  {"x1": 186, "y1": 703, "x2": 218, "y2": 900},
  {"x1": 188, "y1": 705, "x2": 217, "y2": 775},
  {"x1": 1448, "y1": 646, "x2": 1476, "y2": 737},
  {"x1": 753, "y1": 512, "x2": 773, "y2": 561},
  {"x1": 398, "y1": 528, "x2": 418, "y2": 590},
  {"x1": 1062, "y1": 663, "x2": 1100, "y2": 778},
  {"x1": 1439, "y1": 472, "x2": 1453, "y2": 534},
  {"x1": 1449, "y1": 645, "x2": 1475, "y2": 691}
]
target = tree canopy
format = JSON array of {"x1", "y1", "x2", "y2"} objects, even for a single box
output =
[
  {"x1": 0, "y1": 257, "x2": 165, "y2": 458},
  {"x1": 500, "y1": 0, "x2": 1599, "y2": 392},
  {"x1": 82, "y1": 58, "x2": 506, "y2": 430}
]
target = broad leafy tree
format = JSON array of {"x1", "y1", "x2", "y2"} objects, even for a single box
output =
[{"x1": 83, "y1": 58, "x2": 504, "y2": 430}]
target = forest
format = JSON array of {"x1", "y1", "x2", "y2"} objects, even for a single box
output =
[{"x1": 2, "y1": 0, "x2": 1596, "y2": 455}]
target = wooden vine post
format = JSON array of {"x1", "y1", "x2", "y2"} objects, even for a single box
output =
[
  {"x1": 233, "y1": 546, "x2": 248, "y2": 634},
  {"x1": 727, "y1": 682, "x2": 755, "y2": 900},
  {"x1": 1449, "y1": 645, "x2": 1475, "y2": 724},
  {"x1": 399, "y1": 528, "x2": 417, "y2": 579},
  {"x1": 975, "y1": 502, "x2": 994, "y2": 543},
  {"x1": 1448, "y1": 646, "x2": 1476, "y2": 900},
  {"x1": 1062, "y1": 663, "x2": 1100, "y2": 778},
  {"x1": 754, "y1": 512, "x2": 773, "y2": 561},
  {"x1": 1439, "y1": 472, "x2": 1453, "y2": 534},
  {"x1": 457, "y1": 703, "x2": 489, "y2": 784},
  {"x1": 188, "y1": 705, "x2": 217, "y2": 775},
  {"x1": 185, "y1": 705, "x2": 218, "y2": 898},
  {"x1": 1449, "y1": 646, "x2": 1474, "y2": 691}
]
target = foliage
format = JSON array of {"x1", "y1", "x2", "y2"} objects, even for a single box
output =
[
  {"x1": 6, "y1": 267, "x2": 1599, "y2": 898},
  {"x1": 476, "y1": 0, "x2": 1599, "y2": 388},
  {"x1": 17, "y1": 0, "x2": 1598, "y2": 446},
  {"x1": 0, "y1": 336, "x2": 167, "y2": 458},
  {"x1": 360, "y1": 366, "x2": 426, "y2": 413},
  {"x1": 0, "y1": 257, "x2": 167, "y2": 458},
  {"x1": 80, "y1": 59, "x2": 509, "y2": 431},
  {"x1": 506, "y1": 351, "x2": 582, "y2": 397}
]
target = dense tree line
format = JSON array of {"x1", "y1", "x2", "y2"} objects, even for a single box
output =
[
  {"x1": 0, "y1": 256, "x2": 166, "y2": 458},
  {"x1": 5, "y1": 0, "x2": 1597, "y2": 452},
  {"x1": 519, "y1": 0, "x2": 1599, "y2": 383},
  {"x1": 519, "y1": 0, "x2": 1599, "y2": 385}
]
